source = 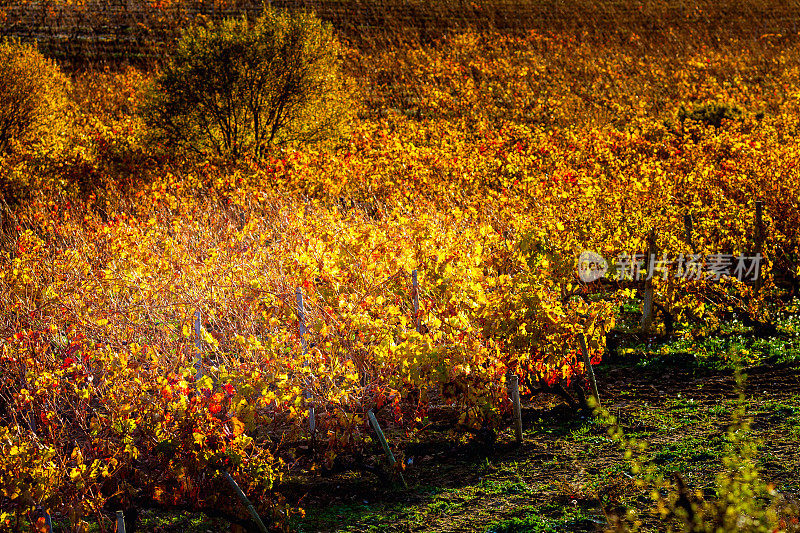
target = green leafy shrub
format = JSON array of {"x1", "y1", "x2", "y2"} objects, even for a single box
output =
[
  {"x1": 0, "y1": 39, "x2": 70, "y2": 156},
  {"x1": 593, "y1": 366, "x2": 799, "y2": 533},
  {"x1": 141, "y1": 8, "x2": 352, "y2": 161},
  {"x1": 678, "y1": 101, "x2": 743, "y2": 129}
]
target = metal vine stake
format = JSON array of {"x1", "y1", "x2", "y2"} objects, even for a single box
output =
[
  {"x1": 296, "y1": 287, "x2": 316, "y2": 434},
  {"x1": 193, "y1": 309, "x2": 203, "y2": 380}
]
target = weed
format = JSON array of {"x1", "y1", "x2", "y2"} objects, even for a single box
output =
[
  {"x1": 592, "y1": 363, "x2": 797, "y2": 532},
  {"x1": 484, "y1": 506, "x2": 599, "y2": 533}
]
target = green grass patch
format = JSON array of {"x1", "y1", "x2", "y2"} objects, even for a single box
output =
[{"x1": 484, "y1": 506, "x2": 599, "y2": 533}]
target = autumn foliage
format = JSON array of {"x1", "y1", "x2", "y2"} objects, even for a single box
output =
[
  {"x1": 0, "y1": 8, "x2": 799, "y2": 530},
  {"x1": 140, "y1": 9, "x2": 352, "y2": 160},
  {"x1": 0, "y1": 39, "x2": 69, "y2": 157}
]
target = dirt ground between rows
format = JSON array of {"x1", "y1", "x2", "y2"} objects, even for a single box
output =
[{"x1": 287, "y1": 361, "x2": 800, "y2": 532}]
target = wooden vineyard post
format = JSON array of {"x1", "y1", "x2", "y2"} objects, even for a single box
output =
[
  {"x1": 505, "y1": 371, "x2": 523, "y2": 444},
  {"x1": 670, "y1": 213, "x2": 693, "y2": 303},
  {"x1": 367, "y1": 409, "x2": 408, "y2": 488},
  {"x1": 116, "y1": 511, "x2": 125, "y2": 533},
  {"x1": 193, "y1": 310, "x2": 203, "y2": 380},
  {"x1": 296, "y1": 287, "x2": 316, "y2": 435},
  {"x1": 683, "y1": 213, "x2": 694, "y2": 252},
  {"x1": 222, "y1": 471, "x2": 270, "y2": 533},
  {"x1": 296, "y1": 287, "x2": 308, "y2": 355},
  {"x1": 21, "y1": 359, "x2": 36, "y2": 433},
  {"x1": 412, "y1": 269, "x2": 420, "y2": 333},
  {"x1": 641, "y1": 229, "x2": 656, "y2": 333},
  {"x1": 578, "y1": 333, "x2": 601, "y2": 409},
  {"x1": 755, "y1": 200, "x2": 765, "y2": 294}
]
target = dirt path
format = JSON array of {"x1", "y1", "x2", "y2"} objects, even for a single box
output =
[{"x1": 292, "y1": 361, "x2": 800, "y2": 532}]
